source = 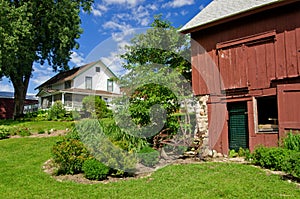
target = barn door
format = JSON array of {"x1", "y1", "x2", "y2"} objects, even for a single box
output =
[
  {"x1": 277, "y1": 84, "x2": 300, "y2": 135},
  {"x1": 228, "y1": 102, "x2": 249, "y2": 151}
]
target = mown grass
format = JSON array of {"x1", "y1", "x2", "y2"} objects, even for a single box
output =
[
  {"x1": 0, "y1": 120, "x2": 73, "y2": 134},
  {"x1": 0, "y1": 137, "x2": 300, "y2": 198}
]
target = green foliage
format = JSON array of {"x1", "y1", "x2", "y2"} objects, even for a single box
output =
[
  {"x1": 121, "y1": 15, "x2": 191, "y2": 81},
  {"x1": 0, "y1": 0, "x2": 93, "y2": 117},
  {"x1": 48, "y1": 101, "x2": 66, "y2": 120},
  {"x1": 82, "y1": 158, "x2": 110, "y2": 180},
  {"x1": 18, "y1": 127, "x2": 31, "y2": 137},
  {"x1": 282, "y1": 131, "x2": 300, "y2": 152},
  {"x1": 251, "y1": 146, "x2": 292, "y2": 170},
  {"x1": 116, "y1": 16, "x2": 193, "y2": 148},
  {"x1": 100, "y1": 119, "x2": 148, "y2": 152},
  {"x1": 82, "y1": 96, "x2": 111, "y2": 119},
  {"x1": 229, "y1": 149, "x2": 238, "y2": 158},
  {"x1": 137, "y1": 146, "x2": 160, "y2": 167},
  {"x1": 75, "y1": 119, "x2": 137, "y2": 175},
  {"x1": 52, "y1": 138, "x2": 91, "y2": 175},
  {"x1": 0, "y1": 126, "x2": 10, "y2": 139},
  {"x1": 282, "y1": 152, "x2": 300, "y2": 178}
]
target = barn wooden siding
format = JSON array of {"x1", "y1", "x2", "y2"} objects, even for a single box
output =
[
  {"x1": 191, "y1": 2, "x2": 300, "y2": 95},
  {"x1": 190, "y1": 1, "x2": 300, "y2": 154}
]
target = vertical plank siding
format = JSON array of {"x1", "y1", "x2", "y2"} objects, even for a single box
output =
[
  {"x1": 189, "y1": 2, "x2": 300, "y2": 153},
  {"x1": 191, "y1": 3, "x2": 300, "y2": 95},
  {"x1": 296, "y1": 28, "x2": 300, "y2": 75}
]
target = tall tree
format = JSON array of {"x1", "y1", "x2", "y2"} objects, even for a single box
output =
[
  {"x1": 115, "y1": 15, "x2": 192, "y2": 147},
  {"x1": 0, "y1": 0, "x2": 93, "y2": 118}
]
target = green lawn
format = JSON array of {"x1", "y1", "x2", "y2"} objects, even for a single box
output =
[
  {"x1": 0, "y1": 120, "x2": 73, "y2": 134},
  {"x1": 0, "y1": 137, "x2": 299, "y2": 199}
]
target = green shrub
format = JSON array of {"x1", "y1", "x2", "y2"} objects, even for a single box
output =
[
  {"x1": 0, "y1": 126, "x2": 10, "y2": 139},
  {"x1": 18, "y1": 127, "x2": 31, "y2": 137},
  {"x1": 282, "y1": 151, "x2": 300, "y2": 178},
  {"x1": 251, "y1": 146, "x2": 291, "y2": 170},
  {"x1": 52, "y1": 138, "x2": 91, "y2": 175},
  {"x1": 137, "y1": 146, "x2": 160, "y2": 167},
  {"x1": 229, "y1": 149, "x2": 238, "y2": 158},
  {"x1": 38, "y1": 129, "x2": 45, "y2": 134},
  {"x1": 82, "y1": 96, "x2": 111, "y2": 119},
  {"x1": 75, "y1": 119, "x2": 137, "y2": 175},
  {"x1": 48, "y1": 101, "x2": 66, "y2": 120},
  {"x1": 282, "y1": 131, "x2": 300, "y2": 152},
  {"x1": 82, "y1": 159, "x2": 110, "y2": 180}
]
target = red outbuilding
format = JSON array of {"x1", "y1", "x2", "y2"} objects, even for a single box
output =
[{"x1": 180, "y1": 0, "x2": 300, "y2": 154}]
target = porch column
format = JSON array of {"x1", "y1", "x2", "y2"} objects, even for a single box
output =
[
  {"x1": 51, "y1": 95, "x2": 54, "y2": 106},
  {"x1": 62, "y1": 93, "x2": 65, "y2": 105}
]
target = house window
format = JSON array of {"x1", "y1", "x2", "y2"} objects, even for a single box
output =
[
  {"x1": 64, "y1": 81, "x2": 71, "y2": 89},
  {"x1": 85, "y1": 76, "x2": 92, "y2": 90},
  {"x1": 96, "y1": 67, "x2": 100, "y2": 72},
  {"x1": 107, "y1": 79, "x2": 113, "y2": 92},
  {"x1": 255, "y1": 96, "x2": 278, "y2": 132}
]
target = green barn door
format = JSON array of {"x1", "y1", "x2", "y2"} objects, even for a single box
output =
[{"x1": 228, "y1": 102, "x2": 248, "y2": 151}]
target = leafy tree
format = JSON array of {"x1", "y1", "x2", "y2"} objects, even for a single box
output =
[
  {"x1": 0, "y1": 0, "x2": 93, "y2": 119},
  {"x1": 115, "y1": 15, "x2": 192, "y2": 147}
]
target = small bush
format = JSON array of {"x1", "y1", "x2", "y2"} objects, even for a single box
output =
[
  {"x1": 82, "y1": 159, "x2": 110, "y2": 180},
  {"x1": 76, "y1": 119, "x2": 137, "y2": 175},
  {"x1": 282, "y1": 151, "x2": 300, "y2": 178},
  {"x1": 137, "y1": 146, "x2": 160, "y2": 167},
  {"x1": 0, "y1": 126, "x2": 10, "y2": 139},
  {"x1": 229, "y1": 149, "x2": 238, "y2": 158},
  {"x1": 282, "y1": 131, "x2": 300, "y2": 152},
  {"x1": 52, "y1": 138, "x2": 91, "y2": 175},
  {"x1": 18, "y1": 127, "x2": 31, "y2": 137},
  {"x1": 48, "y1": 101, "x2": 66, "y2": 120},
  {"x1": 251, "y1": 146, "x2": 291, "y2": 170},
  {"x1": 38, "y1": 129, "x2": 45, "y2": 134}
]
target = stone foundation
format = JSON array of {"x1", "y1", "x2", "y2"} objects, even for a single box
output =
[{"x1": 194, "y1": 95, "x2": 211, "y2": 157}]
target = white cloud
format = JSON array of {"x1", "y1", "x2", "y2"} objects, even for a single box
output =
[
  {"x1": 133, "y1": 5, "x2": 150, "y2": 26},
  {"x1": 102, "y1": 0, "x2": 144, "y2": 7},
  {"x1": 97, "y1": 4, "x2": 108, "y2": 12},
  {"x1": 0, "y1": 83, "x2": 14, "y2": 92},
  {"x1": 163, "y1": 0, "x2": 195, "y2": 8},
  {"x1": 31, "y1": 75, "x2": 53, "y2": 86},
  {"x1": 91, "y1": 6, "x2": 102, "y2": 17},
  {"x1": 180, "y1": 10, "x2": 188, "y2": 16},
  {"x1": 147, "y1": 4, "x2": 158, "y2": 11},
  {"x1": 70, "y1": 51, "x2": 86, "y2": 66},
  {"x1": 91, "y1": 4, "x2": 109, "y2": 17}
]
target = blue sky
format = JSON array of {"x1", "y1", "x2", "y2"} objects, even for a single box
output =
[{"x1": 0, "y1": 0, "x2": 212, "y2": 95}]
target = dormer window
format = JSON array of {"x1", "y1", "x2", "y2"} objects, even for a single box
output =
[
  {"x1": 107, "y1": 79, "x2": 113, "y2": 92},
  {"x1": 86, "y1": 76, "x2": 92, "y2": 90},
  {"x1": 64, "y1": 81, "x2": 71, "y2": 89}
]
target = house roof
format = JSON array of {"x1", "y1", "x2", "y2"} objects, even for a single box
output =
[
  {"x1": 180, "y1": 0, "x2": 289, "y2": 33},
  {"x1": 35, "y1": 60, "x2": 117, "y2": 90}
]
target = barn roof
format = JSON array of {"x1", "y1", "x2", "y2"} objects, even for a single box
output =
[{"x1": 180, "y1": 0, "x2": 286, "y2": 33}]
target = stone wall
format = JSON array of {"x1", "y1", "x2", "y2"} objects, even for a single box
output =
[{"x1": 194, "y1": 95, "x2": 211, "y2": 157}]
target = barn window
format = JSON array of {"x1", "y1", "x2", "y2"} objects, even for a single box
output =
[
  {"x1": 96, "y1": 67, "x2": 100, "y2": 72},
  {"x1": 255, "y1": 96, "x2": 278, "y2": 132}
]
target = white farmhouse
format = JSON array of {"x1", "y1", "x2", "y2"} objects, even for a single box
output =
[{"x1": 36, "y1": 60, "x2": 121, "y2": 111}]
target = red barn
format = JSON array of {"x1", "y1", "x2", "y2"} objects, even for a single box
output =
[
  {"x1": 180, "y1": 0, "x2": 300, "y2": 154},
  {"x1": 0, "y1": 92, "x2": 38, "y2": 119}
]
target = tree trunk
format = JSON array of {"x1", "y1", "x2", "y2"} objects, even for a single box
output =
[{"x1": 11, "y1": 73, "x2": 31, "y2": 120}]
